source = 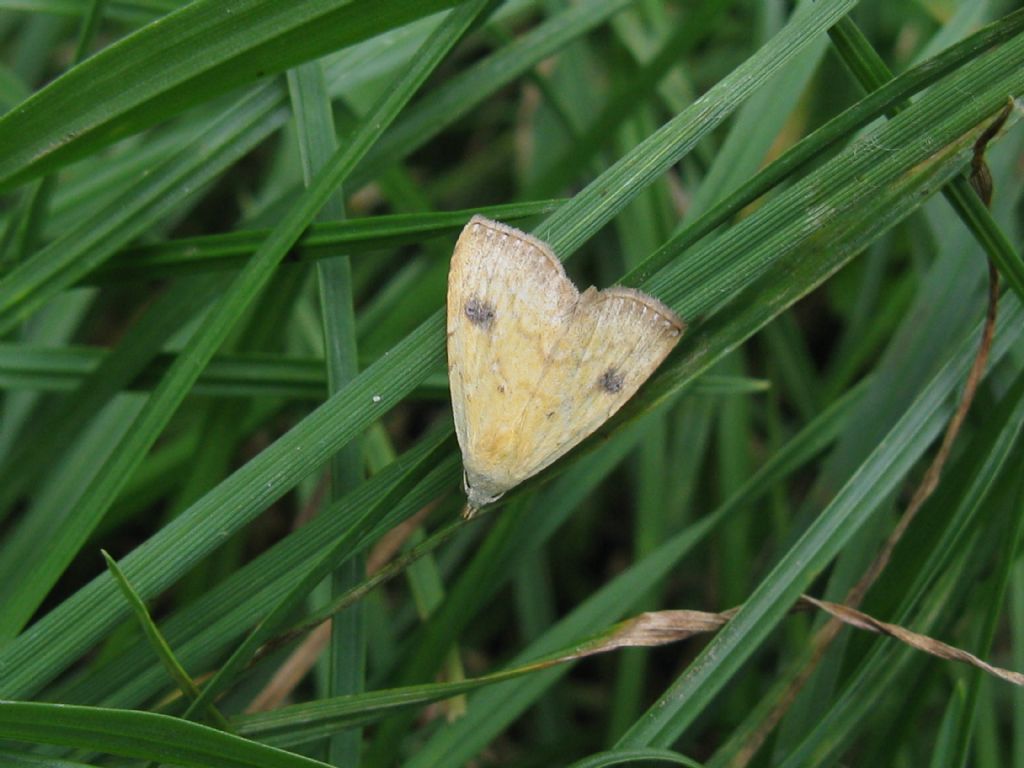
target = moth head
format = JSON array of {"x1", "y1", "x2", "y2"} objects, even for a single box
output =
[{"x1": 463, "y1": 470, "x2": 504, "y2": 516}]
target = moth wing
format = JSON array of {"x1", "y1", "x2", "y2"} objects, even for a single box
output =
[
  {"x1": 446, "y1": 216, "x2": 577, "y2": 498},
  {"x1": 508, "y1": 286, "x2": 683, "y2": 483}
]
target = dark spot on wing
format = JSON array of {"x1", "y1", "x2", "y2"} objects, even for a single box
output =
[
  {"x1": 497, "y1": 384, "x2": 506, "y2": 394},
  {"x1": 600, "y1": 368, "x2": 624, "y2": 394},
  {"x1": 465, "y1": 298, "x2": 495, "y2": 328}
]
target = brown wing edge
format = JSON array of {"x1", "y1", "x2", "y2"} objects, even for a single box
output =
[
  {"x1": 460, "y1": 214, "x2": 574, "y2": 292},
  {"x1": 593, "y1": 285, "x2": 686, "y2": 337},
  {"x1": 457, "y1": 217, "x2": 687, "y2": 340}
]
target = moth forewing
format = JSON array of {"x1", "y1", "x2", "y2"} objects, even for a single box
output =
[{"x1": 446, "y1": 216, "x2": 683, "y2": 512}]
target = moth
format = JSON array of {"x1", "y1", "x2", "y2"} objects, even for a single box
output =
[{"x1": 446, "y1": 215, "x2": 684, "y2": 517}]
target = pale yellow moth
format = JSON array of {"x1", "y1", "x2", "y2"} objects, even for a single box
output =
[{"x1": 447, "y1": 216, "x2": 684, "y2": 517}]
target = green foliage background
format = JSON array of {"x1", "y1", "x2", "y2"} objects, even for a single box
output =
[{"x1": 0, "y1": 0, "x2": 1023, "y2": 766}]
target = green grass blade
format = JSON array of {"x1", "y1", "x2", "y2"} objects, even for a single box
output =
[
  {"x1": 828, "y1": 14, "x2": 1024, "y2": 306},
  {"x1": 616, "y1": 296, "x2": 1024, "y2": 747},
  {"x1": 0, "y1": 0, "x2": 175, "y2": 25},
  {"x1": 0, "y1": 0, "x2": 463, "y2": 187},
  {"x1": 388, "y1": 381, "x2": 864, "y2": 766},
  {"x1": 533, "y1": 0, "x2": 860, "y2": 255},
  {"x1": 286, "y1": 56, "x2": 363, "y2": 765},
  {"x1": 0, "y1": 701, "x2": 333, "y2": 768},
  {"x1": 350, "y1": 0, "x2": 640, "y2": 189},
  {"x1": 0, "y1": 348, "x2": 766, "y2": 401},
  {"x1": 712, "y1": 366, "x2": 1024, "y2": 767},
  {"x1": 527, "y1": 0, "x2": 727, "y2": 198},
  {"x1": 4, "y1": 4, "x2": 1024, "y2": 766},
  {"x1": 949, "y1": 469, "x2": 1024, "y2": 766},
  {"x1": 182, "y1": 426, "x2": 453, "y2": 721},
  {"x1": 2, "y1": 0, "x2": 106, "y2": 269},
  {"x1": 52, "y1": 432, "x2": 459, "y2": 712},
  {"x1": 103, "y1": 550, "x2": 231, "y2": 730},
  {"x1": 0, "y1": 277, "x2": 222, "y2": 523},
  {"x1": 89, "y1": 200, "x2": 562, "y2": 282},
  {"x1": 0, "y1": 82, "x2": 291, "y2": 333},
  {"x1": 567, "y1": 750, "x2": 704, "y2": 768},
  {"x1": 0, "y1": 0, "x2": 491, "y2": 639},
  {"x1": 3, "y1": 0, "x2": 1017, "y2": 719}
]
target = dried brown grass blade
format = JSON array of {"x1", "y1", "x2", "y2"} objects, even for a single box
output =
[
  {"x1": 799, "y1": 595, "x2": 1024, "y2": 686},
  {"x1": 552, "y1": 600, "x2": 1024, "y2": 688}
]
